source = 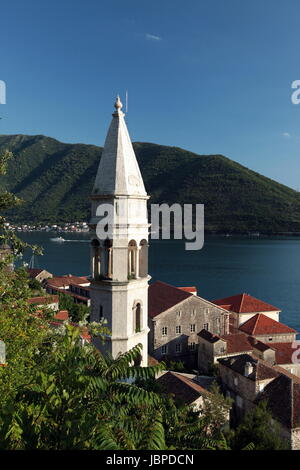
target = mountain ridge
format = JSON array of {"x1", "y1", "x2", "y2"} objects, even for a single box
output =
[{"x1": 1, "y1": 134, "x2": 300, "y2": 233}]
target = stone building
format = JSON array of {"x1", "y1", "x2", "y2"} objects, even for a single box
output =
[
  {"x1": 89, "y1": 96, "x2": 149, "y2": 366},
  {"x1": 197, "y1": 296, "x2": 298, "y2": 374},
  {"x1": 218, "y1": 353, "x2": 300, "y2": 450},
  {"x1": 46, "y1": 275, "x2": 91, "y2": 306},
  {"x1": 27, "y1": 268, "x2": 53, "y2": 284},
  {"x1": 197, "y1": 330, "x2": 255, "y2": 373},
  {"x1": 148, "y1": 281, "x2": 229, "y2": 367},
  {"x1": 156, "y1": 371, "x2": 210, "y2": 411}
]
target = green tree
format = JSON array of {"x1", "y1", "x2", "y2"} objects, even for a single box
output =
[
  {"x1": 28, "y1": 277, "x2": 43, "y2": 293},
  {"x1": 0, "y1": 328, "x2": 165, "y2": 450},
  {"x1": 232, "y1": 401, "x2": 288, "y2": 450},
  {"x1": 58, "y1": 292, "x2": 90, "y2": 322},
  {"x1": 200, "y1": 382, "x2": 232, "y2": 437},
  {"x1": 0, "y1": 151, "x2": 48, "y2": 402}
]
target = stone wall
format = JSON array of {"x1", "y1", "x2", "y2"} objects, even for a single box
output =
[
  {"x1": 255, "y1": 333, "x2": 296, "y2": 343},
  {"x1": 197, "y1": 336, "x2": 227, "y2": 373},
  {"x1": 291, "y1": 428, "x2": 300, "y2": 450},
  {"x1": 149, "y1": 296, "x2": 228, "y2": 367}
]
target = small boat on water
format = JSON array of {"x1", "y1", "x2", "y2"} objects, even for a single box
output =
[{"x1": 50, "y1": 236, "x2": 65, "y2": 242}]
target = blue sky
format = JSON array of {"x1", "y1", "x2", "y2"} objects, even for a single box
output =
[{"x1": 1, "y1": 0, "x2": 300, "y2": 188}]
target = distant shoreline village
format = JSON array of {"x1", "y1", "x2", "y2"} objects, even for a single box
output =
[{"x1": 5, "y1": 221, "x2": 300, "y2": 238}]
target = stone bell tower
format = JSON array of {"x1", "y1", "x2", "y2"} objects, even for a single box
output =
[{"x1": 89, "y1": 96, "x2": 150, "y2": 366}]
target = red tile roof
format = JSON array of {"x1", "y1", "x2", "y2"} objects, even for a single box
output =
[
  {"x1": 156, "y1": 371, "x2": 208, "y2": 404},
  {"x1": 47, "y1": 275, "x2": 89, "y2": 288},
  {"x1": 218, "y1": 354, "x2": 279, "y2": 381},
  {"x1": 239, "y1": 314, "x2": 297, "y2": 336},
  {"x1": 27, "y1": 268, "x2": 43, "y2": 278},
  {"x1": 178, "y1": 286, "x2": 197, "y2": 294},
  {"x1": 28, "y1": 295, "x2": 58, "y2": 305},
  {"x1": 212, "y1": 293, "x2": 280, "y2": 314},
  {"x1": 270, "y1": 343, "x2": 295, "y2": 365},
  {"x1": 54, "y1": 310, "x2": 69, "y2": 321},
  {"x1": 148, "y1": 281, "x2": 192, "y2": 318},
  {"x1": 148, "y1": 355, "x2": 160, "y2": 366},
  {"x1": 197, "y1": 329, "x2": 222, "y2": 343},
  {"x1": 220, "y1": 333, "x2": 254, "y2": 354}
]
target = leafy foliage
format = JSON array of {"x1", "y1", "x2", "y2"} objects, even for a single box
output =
[
  {"x1": 58, "y1": 292, "x2": 90, "y2": 323},
  {"x1": 0, "y1": 329, "x2": 166, "y2": 450},
  {"x1": 230, "y1": 401, "x2": 288, "y2": 450}
]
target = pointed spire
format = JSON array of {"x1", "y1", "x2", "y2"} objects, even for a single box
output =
[{"x1": 92, "y1": 96, "x2": 147, "y2": 197}]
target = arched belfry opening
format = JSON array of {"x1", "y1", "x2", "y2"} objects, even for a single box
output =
[
  {"x1": 139, "y1": 239, "x2": 148, "y2": 278},
  {"x1": 128, "y1": 240, "x2": 137, "y2": 278},
  {"x1": 104, "y1": 238, "x2": 113, "y2": 279},
  {"x1": 91, "y1": 239, "x2": 101, "y2": 279},
  {"x1": 133, "y1": 301, "x2": 142, "y2": 333}
]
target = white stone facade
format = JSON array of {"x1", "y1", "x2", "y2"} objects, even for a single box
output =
[{"x1": 89, "y1": 96, "x2": 150, "y2": 366}]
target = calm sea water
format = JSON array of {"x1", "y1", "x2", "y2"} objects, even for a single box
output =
[{"x1": 18, "y1": 232, "x2": 300, "y2": 334}]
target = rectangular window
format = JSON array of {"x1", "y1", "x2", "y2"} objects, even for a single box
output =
[
  {"x1": 190, "y1": 324, "x2": 196, "y2": 333},
  {"x1": 175, "y1": 343, "x2": 181, "y2": 353},
  {"x1": 203, "y1": 323, "x2": 209, "y2": 330},
  {"x1": 99, "y1": 305, "x2": 103, "y2": 321},
  {"x1": 161, "y1": 345, "x2": 168, "y2": 355},
  {"x1": 204, "y1": 308, "x2": 209, "y2": 314},
  {"x1": 162, "y1": 327, "x2": 168, "y2": 336},
  {"x1": 191, "y1": 309, "x2": 196, "y2": 316},
  {"x1": 236, "y1": 395, "x2": 243, "y2": 408},
  {"x1": 176, "y1": 311, "x2": 182, "y2": 317},
  {"x1": 189, "y1": 342, "x2": 196, "y2": 350},
  {"x1": 175, "y1": 325, "x2": 181, "y2": 335}
]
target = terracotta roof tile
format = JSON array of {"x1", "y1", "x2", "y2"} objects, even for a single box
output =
[
  {"x1": 239, "y1": 314, "x2": 297, "y2": 336},
  {"x1": 212, "y1": 293, "x2": 280, "y2": 314},
  {"x1": 148, "y1": 281, "x2": 192, "y2": 318},
  {"x1": 197, "y1": 329, "x2": 221, "y2": 343},
  {"x1": 220, "y1": 333, "x2": 254, "y2": 354},
  {"x1": 54, "y1": 310, "x2": 69, "y2": 321},
  {"x1": 47, "y1": 275, "x2": 89, "y2": 288},
  {"x1": 148, "y1": 355, "x2": 160, "y2": 366},
  {"x1": 177, "y1": 286, "x2": 197, "y2": 294},
  {"x1": 27, "y1": 268, "x2": 43, "y2": 277},
  {"x1": 28, "y1": 295, "x2": 58, "y2": 305},
  {"x1": 156, "y1": 371, "x2": 208, "y2": 404},
  {"x1": 218, "y1": 354, "x2": 279, "y2": 381}
]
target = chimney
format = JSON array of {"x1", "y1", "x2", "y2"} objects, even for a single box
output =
[{"x1": 244, "y1": 361, "x2": 254, "y2": 377}]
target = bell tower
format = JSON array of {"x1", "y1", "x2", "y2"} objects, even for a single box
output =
[{"x1": 89, "y1": 96, "x2": 150, "y2": 366}]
